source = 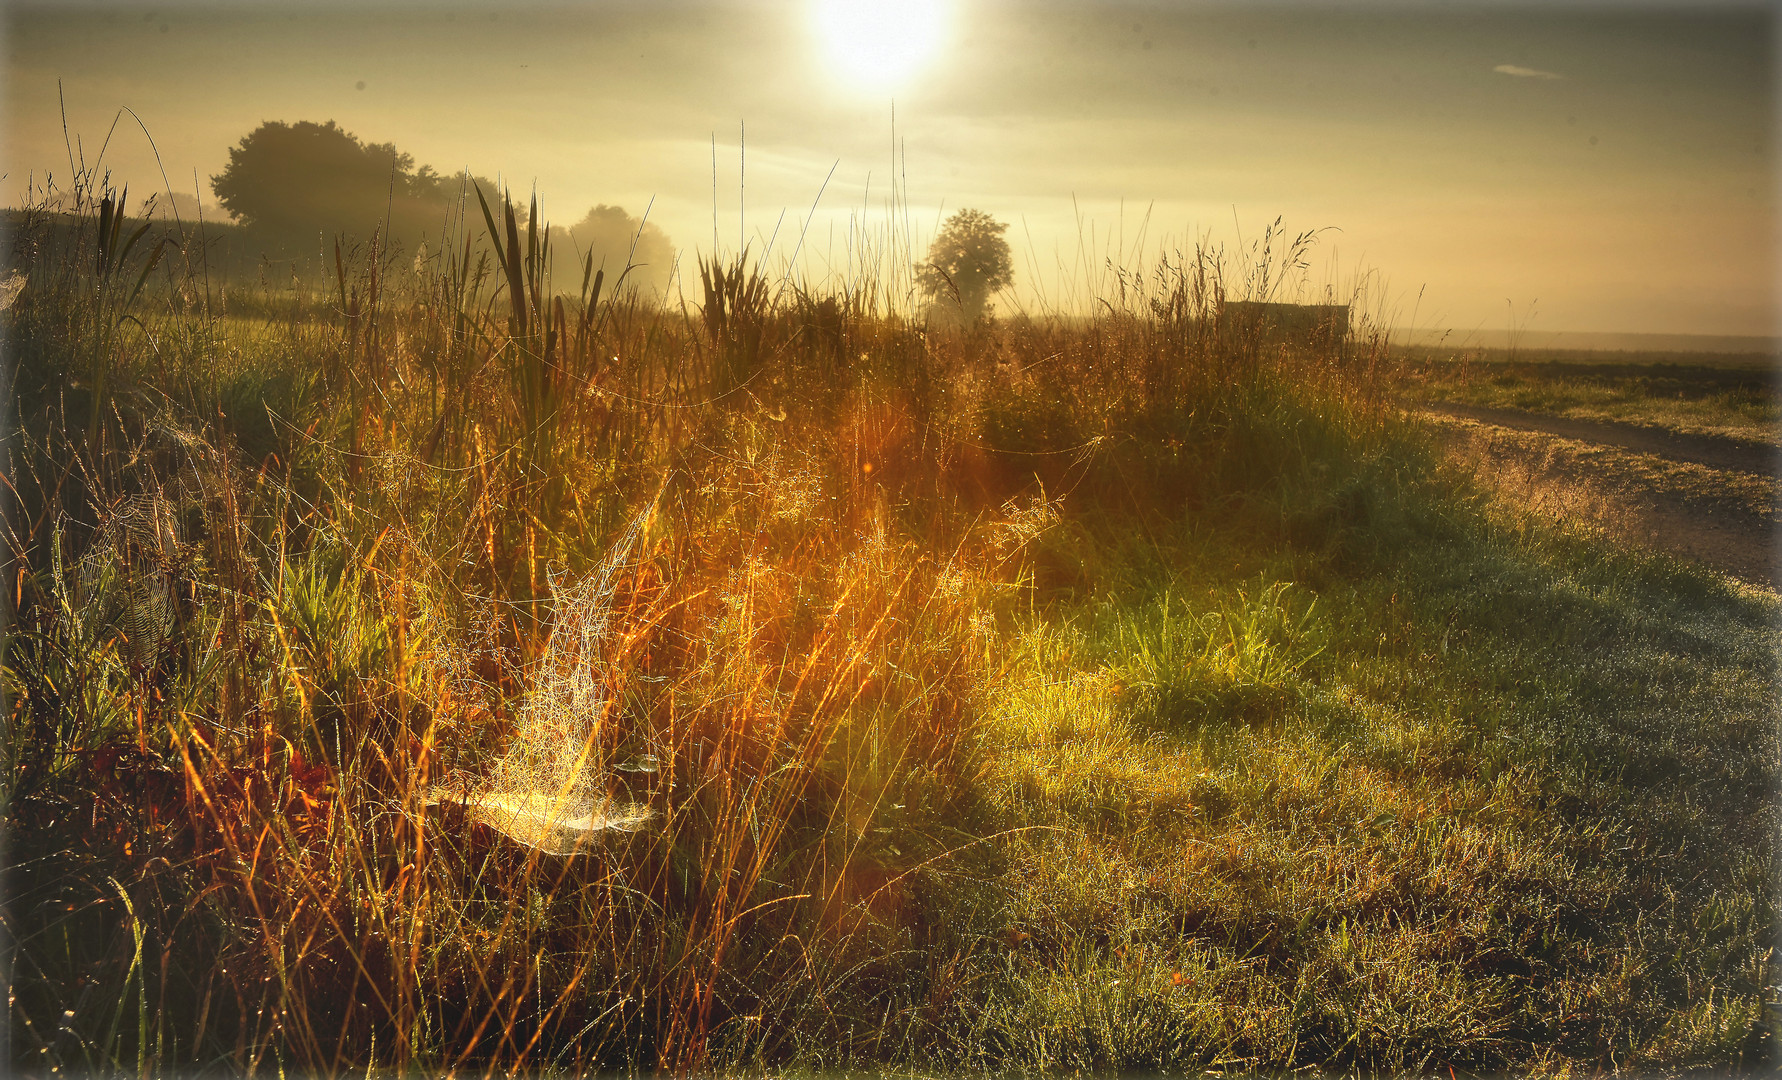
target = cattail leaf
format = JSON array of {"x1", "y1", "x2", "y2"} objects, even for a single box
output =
[
  {"x1": 504, "y1": 199, "x2": 526, "y2": 335},
  {"x1": 520, "y1": 194, "x2": 534, "y2": 279},
  {"x1": 473, "y1": 180, "x2": 507, "y2": 277},
  {"x1": 118, "y1": 218, "x2": 154, "y2": 268},
  {"x1": 545, "y1": 295, "x2": 559, "y2": 363},
  {"x1": 111, "y1": 186, "x2": 129, "y2": 266},
  {"x1": 581, "y1": 267, "x2": 604, "y2": 335},
  {"x1": 531, "y1": 217, "x2": 547, "y2": 323},
  {"x1": 458, "y1": 231, "x2": 475, "y2": 303},
  {"x1": 126, "y1": 237, "x2": 174, "y2": 307},
  {"x1": 97, "y1": 196, "x2": 115, "y2": 277}
]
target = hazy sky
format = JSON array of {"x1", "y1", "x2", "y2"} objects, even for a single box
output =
[{"x1": 6, "y1": 1, "x2": 1776, "y2": 336}]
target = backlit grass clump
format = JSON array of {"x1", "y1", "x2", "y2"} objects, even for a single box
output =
[{"x1": 3, "y1": 175, "x2": 1774, "y2": 1076}]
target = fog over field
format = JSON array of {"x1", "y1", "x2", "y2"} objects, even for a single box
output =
[{"x1": 7, "y1": 0, "x2": 1775, "y2": 335}]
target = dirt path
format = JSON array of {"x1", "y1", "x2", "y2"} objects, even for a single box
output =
[
  {"x1": 1423, "y1": 402, "x2": 1780, "y2": 476},
  {"x1": 1419, "y1": 404, "x2": 1779, "y2": 590}
]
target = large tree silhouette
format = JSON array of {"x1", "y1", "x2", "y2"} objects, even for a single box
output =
[
  {"x1": 212, "y1": 120, "x2": 675, "y2": 295},
  {"x1": 211, "y1": 120, "x2": 456, "y2": 253},
  {"x1": 916, "y1": 208, "x2": 1013, "y2": 323}
]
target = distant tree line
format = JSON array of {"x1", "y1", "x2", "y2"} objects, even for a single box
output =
[
  {"x1": 211, "y1": 120, "x2": 675, "y2": 299},
  {"x1": 206, "y1": 121, "x2": 1025, "y2": 314}
]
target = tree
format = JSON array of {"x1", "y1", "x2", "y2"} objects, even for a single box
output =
[
  {"x1": 560, "y1": 204, "x2": 676, "y2": 301},
  {"x1": 211, "y1": 120, "x2": 452, "y2": 252},
  {"x1": 916, "y1": 208, "x2": 1013, "y2": 323},
  {"x1": 211, "y1": 120, "x2": 677, "y2": 289}
]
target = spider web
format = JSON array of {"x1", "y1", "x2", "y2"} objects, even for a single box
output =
[{"x1": 433, "y1": 508, "x2": 655, "y2": 855}]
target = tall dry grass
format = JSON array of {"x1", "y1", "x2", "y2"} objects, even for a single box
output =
[{"x1": 3, "y1": 164, "x2": 1502, "y2": 1078}]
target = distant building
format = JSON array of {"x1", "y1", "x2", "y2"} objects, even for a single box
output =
[{"x1": 1224, "y1": 301, "x2": 1349, "y2": 345}]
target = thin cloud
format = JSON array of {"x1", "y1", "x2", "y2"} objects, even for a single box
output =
[{"x1": 1494, "y1": 64, "x2": 1563, "y2": 80}]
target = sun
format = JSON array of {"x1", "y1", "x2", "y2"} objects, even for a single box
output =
[{"x1": 813, "y1": 0, "x2": 949, "y2": 92}]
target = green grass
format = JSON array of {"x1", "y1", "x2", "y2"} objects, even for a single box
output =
[
  {"x1": 952, "y1": 489, "x2": 1777, "y2": 1073},
  {"x1": 3, "y1": 181, "x2": 1776, "y2": 1077}
]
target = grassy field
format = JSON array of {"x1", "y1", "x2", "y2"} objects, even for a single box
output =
[
  {"x1": 1396, "y1": 347, "x2": 1779, "y2": 447},
  {"x1": 4, "y1": 188, "x2": 1777, "y2": 1077}
]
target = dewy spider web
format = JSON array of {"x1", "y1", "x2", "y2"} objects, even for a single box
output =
[
  {"x1": 75, "y1": 492, "x2": 183, "y2": 671},
  {"x1": 434, "y1": 508, "x2": 654, "y2": 854}
]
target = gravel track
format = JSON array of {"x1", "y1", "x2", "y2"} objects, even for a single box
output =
[
  {"x1": 1420, "y1": 404, "x2": 1779, "y2": 590},
  {"x1": 1423, "y1": 401, "x2": 1779, "y2": 477}
]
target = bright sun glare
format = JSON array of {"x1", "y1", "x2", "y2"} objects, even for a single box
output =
[{"x1": 814, "y1": 0, "x2": 949, "y2": 92}]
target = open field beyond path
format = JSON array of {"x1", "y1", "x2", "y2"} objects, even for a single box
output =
[{"x1": 1421, "y1": 403, "x2": 1779, "y2": 590}]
